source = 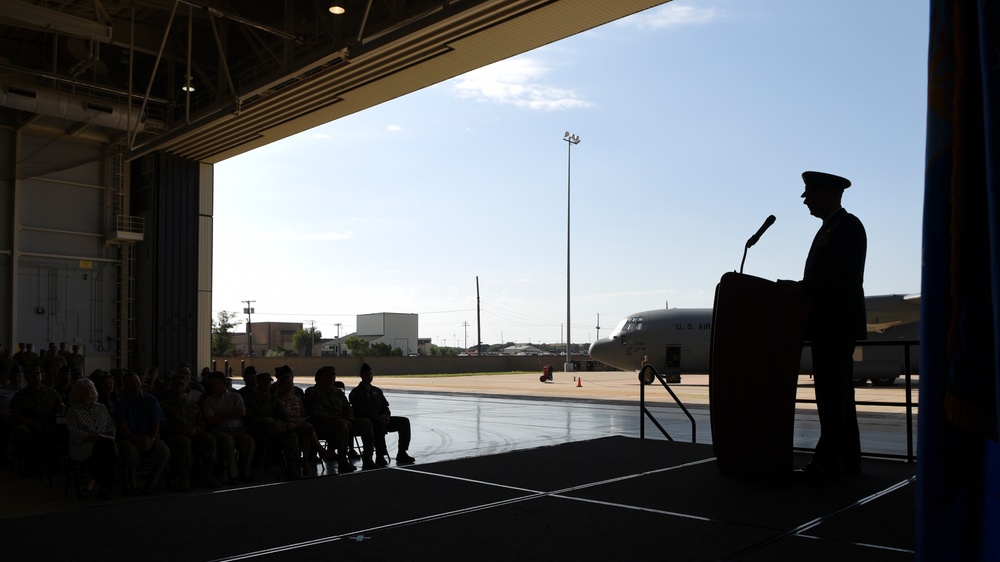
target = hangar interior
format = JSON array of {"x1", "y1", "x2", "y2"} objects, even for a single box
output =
[{"x1": 0, "y1": 0, "x2": 667, "y2": 372}]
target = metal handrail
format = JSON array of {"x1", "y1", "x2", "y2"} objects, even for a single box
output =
[
  {"x1": 639, "y1": 365, "x2": 697, "y2": 443},
  {"x1": 638, "y1": 339, "x2": 919, "y2": 463}
]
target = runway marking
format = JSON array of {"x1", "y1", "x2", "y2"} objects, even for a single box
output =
[
  {"x1": 796, "y1": 533, "x2": 916, "y2": 555},
  {"x1": 208, "y1": 457, "x2": 719, "y2": 561},
  {"x1": 716, "y1": 476, "x2": 917, "y2": 560},
  {"x1": 554, "y1": 496, "x2": 715, "y2": 522},
  {"x1": 206, "y1": 493, "x2": 548, "y2": 561}
]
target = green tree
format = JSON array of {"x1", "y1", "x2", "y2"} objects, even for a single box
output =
[
  {"x1": 344, "y1": 336, "x2": 371, "y2": 357},
  {"x1": 292, "y1": 327, "x2": 322, "y2": 356},
  {"x1": 211, "y1": 310, "x2": 240, "y2": 356}
]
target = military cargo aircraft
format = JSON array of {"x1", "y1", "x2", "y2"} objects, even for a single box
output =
[{"x1": 588, "y1": 293, "x2": 920, "y2": 386}]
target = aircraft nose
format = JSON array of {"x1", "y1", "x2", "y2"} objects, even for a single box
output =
[{"x1": 588, "y1": 338, "x2": 614, "y2": 363}]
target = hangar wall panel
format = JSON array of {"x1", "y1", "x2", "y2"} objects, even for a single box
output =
[
  {"x1": 1, "y1": 127, "x2": 10, "y2": 346},
  {"x1": 0, "y1": 127, "x2": 120, "y2": 370},
  {"x1": 132, "y1": 152, "x2": 202, "y2": 371}
]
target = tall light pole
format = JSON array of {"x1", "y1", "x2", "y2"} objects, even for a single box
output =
[
  {"x1": 242, "y1": 299, "x2": 255, "y2": 356},
  {"x1": 563, "y1": 131, "x2": 580, "y2": 373}
]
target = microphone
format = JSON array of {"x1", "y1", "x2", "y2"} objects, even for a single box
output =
[{"x1": 745, "y1": 215, "x2": 776, "y2": 249}]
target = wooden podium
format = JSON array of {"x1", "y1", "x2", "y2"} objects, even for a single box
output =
[{"x1": 709, "y1": 272, "x2": 808, "y2": 476}]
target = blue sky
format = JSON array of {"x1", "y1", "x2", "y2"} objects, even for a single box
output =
[{"x1": 213, "y1": 0, "x2": 928, "y2": 348}]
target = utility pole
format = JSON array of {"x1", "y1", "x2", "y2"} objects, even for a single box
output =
[
  {"x1": 308, "y1": 320, "x2": 316, "y2": 357},
  {"x1": 596, "y1": 313, "x2": 601, "y2": 341},
  {"x1": 476, "y1": 276, "x2": 482, "y2": 356},
  {"x1": 462, "y1": 321, "x2": 470, "y2": 354},
  {"x1": 242, "y1": 300, "x2": 255, "y2": 356}
]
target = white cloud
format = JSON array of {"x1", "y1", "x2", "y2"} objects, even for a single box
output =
[
  {"x1": 622, "y1": 3, "x2": 720, "y2": 30},
  {"x1": 450, "y1": 58, "x2": 593, "y2": 111},
  {"x1": 386, "y1": 124, "x2": 402, "y2": 132}
]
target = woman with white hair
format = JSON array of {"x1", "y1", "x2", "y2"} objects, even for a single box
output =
[{"x1": 66, "y1": 378, "x2": 117, "y2": 498}]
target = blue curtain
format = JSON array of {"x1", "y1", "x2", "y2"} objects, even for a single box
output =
[{"x1": 918, "y1": 1, "x2": 1000, "y2": 560}]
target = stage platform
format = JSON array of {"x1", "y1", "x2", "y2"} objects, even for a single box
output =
[{"x1": 3, "y1": 435, "x2": 914, "y2": 561}]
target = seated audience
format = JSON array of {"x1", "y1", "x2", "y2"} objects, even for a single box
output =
[
  {"x1": 305, "y1": 366, "x2": 374, "y2": 472},
  {"x1": 113, "y1": 372, "x2": 170, "y2": 495},
  {"x1": 160, "y1": 374, "x2": 221, "y2": 490},
  {"x1": 275, "y1": 365, "x2": 304, "y2": 397},
  {"x1": 141, "y1": 367, "x2": 163, "y2": 396},
  {"x1": 53, "y1": 365, "x2": 73, "y2": 407},
  {"x1": 243, "y1": 372, "x2": 302, "y2": 479},
  {"x1": 95, "y1": 374, "x2": 118, "y2": 415},
  {"x1": 202, "y1": 371, "x2": 255, "y2": 483},
  {"x1": 349, "y1": 363, "x2": 415, "y2": 466},
  {"x1": 65, "y1": 379, "x2": 117, "y2": 498},
  {"x1": 237, "y1": 366, "x2": 257, "y2": 400},
  {"x1": 9, "y1": 366, "x2": 65, "y2": 474},
  {"x1": 274, "y1": 372, "x2": 336, "y2": 475},
  {"x1": 0, "y1": 365, "x2": 25, "y2": 462}
]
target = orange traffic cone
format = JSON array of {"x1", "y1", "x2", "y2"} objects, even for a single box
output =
[{"x1": 577, "y1": 377, "x2": 582, "y2": 388}]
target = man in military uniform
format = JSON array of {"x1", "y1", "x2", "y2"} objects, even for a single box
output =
[
  {"x1": 12, "y1": 343, "x2": 30, "y2": 371},
  {"x1": 67, "y1": 345, "x2": 86, "y2": 374},
  {"x1": 202, "y1": 371, "x2": 255, "y2": 483},
  {"x1": 53, "y1": 365, "x2": 73, "y2": 407},
  {"x1": 0, "y1": 364, "x2": 24, "y2": 459},
  {"x1": 9, "y1": 366, "x2": 65, "y2": 473},
  {"x1": 349, "y1": 363, "x2": 415, "y2": 467},
  {"x1": 58, "y1": 342, "x2": 71, "y2": 365},
  {"x1": 237, "y1": 366, "x2": 258, "y2": 400},
  {"x1": 243, "y1": 372, "x2": 301, "y2": 478},
  {"x1": 305, "y1": 366, "x2": 374, "y2": 472},
  {"x1": 0, "y1": 346, "x2": 11, "y2": 386},
  {"x1": 160, "y1": 374, "x2": 220, "y2": 491},
  {"x1": 779, "y1": 171, "x2": 867, "y2": 479},
  {"x1": 40, "y1": 343, "x2": 67, "y2": 388}
]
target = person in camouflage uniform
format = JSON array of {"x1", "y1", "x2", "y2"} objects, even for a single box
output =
[
  {"x1": 305, "y1": 366, "x2": 374, "y2": 472},
  {"x1": 58, "y1": 342, "x2": 71, "y2": 365},
  {"x1": 13, "y1": 343, "x2": 39, "y2": 371},
  {"x1": 40, "y1": 343, "x2": 67, "y2": 388},
  {"x1": 67, "y1": 345, "x2": 86, "y2": 375},
  {"x1": 160, "y1": 374, "x2": 220, "y2": 491},
  {"x1": 244, "y1": 372, "x2": 301, "y2": 479},
  {"x1": 9, "y1": 366, "x2": 65, "y2": 473},
  {"x1": 0, "y1": 347, "x2": 11, "y2": 386}
]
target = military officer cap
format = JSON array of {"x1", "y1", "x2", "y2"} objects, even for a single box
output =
[
  {"x1": 256, "y1": 372, "x2": 274, "y2": 382},
  {"x1": 275, "y1": 365, "x2": 293, "y2": 377},
  {"x1": 801, "y1": 171, "x2": 851, "y2": 197},
  {"x1": 314, "y1": 365, "x2": 336, "y2": 379}
]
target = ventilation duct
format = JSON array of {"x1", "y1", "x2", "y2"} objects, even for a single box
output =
[{"x1": 0, "y1": 80, "x2": 145, "y2": 132}]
